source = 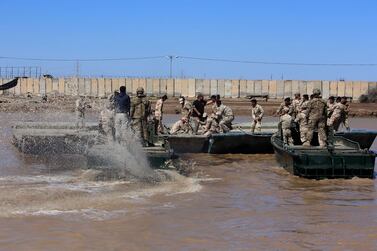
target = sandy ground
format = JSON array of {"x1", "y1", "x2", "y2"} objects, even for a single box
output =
[{"x1": 0, "y1": 95, "x2": 376, "y2": 117}]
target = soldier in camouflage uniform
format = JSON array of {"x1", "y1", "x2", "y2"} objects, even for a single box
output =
[
  {"x1": 326, "y1": 96, "x2": 335, "y2": 118},
  {"x1": 276, "y1": 97, "x2": 294, "y2": 117},
  {"x1": 341, "y1": 97, "x2": 350, "y2": 131},
  {"x1": 75, "y1": 95, "x2": 90, "y2": 128},
  {"x1": 294, "y1": 102, "x2": 309, "y2": 145},
  {"x1": 170, "y1": 96, "x2": 193, "y2": 134},
  {"x1": 328, "y1": 96, "x2": 348, "y2": 131},
  {"x1": 203, "y1": 95, "x2": 219, "y2": 134},
  {"x1": 154, "y1": 94, "x2": 167, "y2": 134},
  {"x1": 292, "y1": 92, "x2": 302, "y2": 119},
  {"x1": 305, "y1": 89, "x2": 328, "y2": 147},
  {"x1": 250, "y1": 98, "x2": 264, "y2": 133},
  {"x1": 130, "y1": 87, "x2": 151, "y2": 146},
  {"x1": 216, "y1": 100, "x2": 234, "y2": 133},
  {"x1": 170, "y1": 117, "x2": 191, "y2": 134},
  {"x1": 280, "y1": 107, "x2": 294, "y2": 145},
  {"x1": 300, "y1": 94, "x2": 309, "y2": 111}
]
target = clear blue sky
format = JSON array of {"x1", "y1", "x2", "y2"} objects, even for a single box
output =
[{"x1": 1, "y1": 0, "x2": 376, "y2": 80}]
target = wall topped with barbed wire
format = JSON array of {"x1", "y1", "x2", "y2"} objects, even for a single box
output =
[{"x1": 0, "y1": 77, "x2": 375, "y2": 101}]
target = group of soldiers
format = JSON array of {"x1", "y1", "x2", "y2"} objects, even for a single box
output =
[
  {"x1": 76, "y1": 86, "x2": 350, "y2": 148},
  {"x1": 275, "y1": 89, "x2": 350, "y2": 147},
  {"x1": 169, "y1": 94, "x2": 234, "y2": 136},
  {"x1": 76, "y1": 86, "x2": 152, "y2": 146}
]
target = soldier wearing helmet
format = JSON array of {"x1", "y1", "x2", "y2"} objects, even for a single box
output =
[
  {"x1": 294, "y1": 101, "x2": 309, "y2": 145},
  {"x1": 305, "y1": 88, "x2": 328, "y2": 147},
  {"x1": 292, "y1": 92, "x2": 302, "y2": 119},
  {"x1": 130, "y1": 87, "x2": 151, "y2": 146},
  {"x1": 280, "y1": 107, "x2": 293, "y2": 145},
  {"x1": 276, "y1": 97, "x2": 293, "y2": 117},
  {"x1": 250, "y1": 98, "x2": 264, "y2": 133}
]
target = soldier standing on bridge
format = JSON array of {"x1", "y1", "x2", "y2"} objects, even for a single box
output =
[
  {"x1": 75, "y1": 95, "x2": 90, "y2": 129},
  {"x1": 250, "y1": 98, "x2": 264, "y2": 133},
  {"x1": 114, "y1": 86, "x2": 130, "y2": 143},
  {"x1": 130, "y1": 87, "x2": 151, "y2": 146},
  {"x1": 328, "y1": 96, "x2": 349, "y2": 132},
  {"x1": 280, "y1": 107, "x2": 294, "y2": 145},
  {"x1": 294, "y1": 102, "x2": 309, "y2": 145},
  {"x1": 292, "y1": 92, "x2": 302, "y2": 119},
  {"x1": 305, "y1": 89, "x2": 328, "y2": 147},
  {"x1": 154, "y1": 94, "x2": 168, "y2": 134},
  {"x1": 276, "y1": 97, "x2": 293, "y2": 117}
]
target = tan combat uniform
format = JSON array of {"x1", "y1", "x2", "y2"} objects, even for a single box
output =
[
  {"x1": 170, "y1": 118, "x2": 191, "y2": 134},
  {"x1": 203, "y1": 102, "x2": 219, "y2": 134},
  {"x1": 281, "y1": 113, "x2": 293, "y2": 145},
  {"x1": 343, "y1": 103, "x2": 350, "y2": 130},
  {"x1": 295, "y1": 110, "x2": 309, "y2": 145},
  {"x1": 328, "y1": 102, "x2": 346, "y2": 131},
  {"x1": 276, "y1": 103, "x2": 294, "y2": 116},
  {"x1": 75, "y1": 97, "x2": 87, "y2": 128},
  {"x1": 327, "y1": 102, "x2": 335, "y2": 117},
  {"x1": 170, "y1": 101, "x2": 192, "y2": 134},
  {"x1": 306, "y1": 98, "x2": 328, "y2": 146},
  {"x1": 299, "y1": 100, "x2": 309, "y2": 112},
  {"x1": 154, "y1": 98, "x2": 164, "y2": 134},
  {"x1": 130, "y1": 96, "x2": 151, "y2": 144},
  {"x1": 217, "y1": 104, "x2": 234, "y2": 133},
  {"x1": 292, "y1": 98, "x2": 302, "y2": 118},
  {"x1": 251, "y1": 104, "x2": 264, "y2": 133}
]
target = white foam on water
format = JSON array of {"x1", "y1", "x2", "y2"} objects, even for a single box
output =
[
  {"x1": 14, "y1": 208, "x2": 129, "y2": 221},
  {"x1": 0, "y1": 169, "x2": 204, "y2": 219}
]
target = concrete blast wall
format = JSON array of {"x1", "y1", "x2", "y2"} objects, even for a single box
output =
[{"x1": 1, "y1": 78, "x2": 376, "y2": 101}]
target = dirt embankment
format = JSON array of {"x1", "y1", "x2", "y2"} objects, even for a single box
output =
[{"x1": 1, "y1": 95, "x2": 377, "y2": 117}]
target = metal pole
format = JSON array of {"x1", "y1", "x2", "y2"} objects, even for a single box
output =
[
  {"x1": 76, "y1": 60, "x2": 80, "y2": 77},
  {"x1": 169, "y1": 55, "x2": 173, "y2": 78}
]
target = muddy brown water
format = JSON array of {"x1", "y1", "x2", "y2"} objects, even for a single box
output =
[{"x1": 0, "y1": 112, "x2": 377, "y2": 250}]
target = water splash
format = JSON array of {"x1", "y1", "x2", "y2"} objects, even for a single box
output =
[{"x1": 87, "y1": 126, "x2": 162, "y2": 182}]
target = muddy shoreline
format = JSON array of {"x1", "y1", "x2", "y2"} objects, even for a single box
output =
[{"x1": 1, "y1": 95, "x2": 377, "y2": 117}]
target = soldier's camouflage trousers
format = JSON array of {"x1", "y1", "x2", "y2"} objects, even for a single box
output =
[
  {"x1": 306, "y1": 118, "x2": 327, "y2": 147},
  {"x1": 131, "y1": 118, "x2": 148, "y2": 144},
  {"x1": 283, "y1": 128, "x2": 293, "y2": 145},
  {"x1": 299, "y1": 126, "x2": 309, "y2": 145},
  {"x1": 327, "y1": 114, "x2": 341, "y2": 131},
  {"x1": 251, "y1": 120, "x2": 262, "y2": 133},
  {"x1": 219, "y1": 116, "x2": 234, "y2": 133}
]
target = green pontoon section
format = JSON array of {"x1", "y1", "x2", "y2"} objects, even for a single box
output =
[
  {"x1": 208, "y1": 132, "x2": 274, "y2": 154},
  {"x1": 164, "y1": 129, "x2": 377, "y2": 154},
  {"x1": 271, "y1": 134, "x2": 376, "y2": 179},
  {"x1": 11, "y1": 122, "x2": 173, "y2": 169}
]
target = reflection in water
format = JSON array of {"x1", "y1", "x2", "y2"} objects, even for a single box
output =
[{"x1": 0, "y1": 112, "x2": 377, "y2": 250}]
